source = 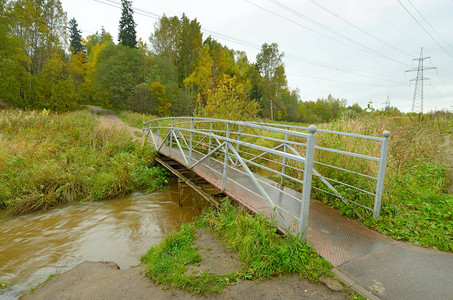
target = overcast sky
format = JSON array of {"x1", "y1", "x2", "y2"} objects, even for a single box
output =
[{"x1": 60, "y1": 0, "x2": 453, "y2": 112}]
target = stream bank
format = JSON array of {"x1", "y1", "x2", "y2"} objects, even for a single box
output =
[{"x1": 21, "y1": 228, "x2": 348, "y2": 300}]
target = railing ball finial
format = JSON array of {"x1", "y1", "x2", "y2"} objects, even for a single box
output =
[
  {"x1": 382, "y1": 130, "x2": 391, "y2": 138},
  {"x1": 308, "y1": 124, "x2": 317, "y2": 134}
]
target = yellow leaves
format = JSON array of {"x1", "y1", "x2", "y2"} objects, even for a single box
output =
[
  {"x1": 183, "y1": 45, "x2": 213, "y2": 100},
  {"x1": 199, "y1": 75, "x2": 259, "y2": 121},
  {"x1": 150, "y1": 82, "x2": 171, "y2": 117},
  {"x1": 68, "y1": 52, "x2": 87, "y2": 83}
]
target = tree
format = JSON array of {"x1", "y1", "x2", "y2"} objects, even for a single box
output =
[
  {"x1": 68, "y1": 51, "x2": 87, "y2": 95},
  {"x1": 137, "y1": 38, "x2": 153, "y2": 76},
  {"x1": 298, "y1": 95, "x2": 346, "y2": 123},
  {"x1": 256, "y1": 43, "x2": 287, "y2": 120},
  {"x1": 69, "y1": 18, "x2": 83, "y2": 54},
  {"x1": 183, "y1": 44, "x2": 213, "y2": 106},
  {"x1": 11, "y1": 0, "x2": 67, "y2": 74},
  {"x1": 199, "y1": 76, "x2": 259, "y2": 121},
  {"x1": 82, "y1": 30, "x2": 113, "y2": 102},
  {"x1": 149, "y1": 15, "x2": 181, "y2": 63},
  {"x1": 204, "y1": 37, "x2": 235, "y2": 81},
  {"x1": 0, "y1": 0, "x2": 29, "y2": 107},
  {"x1": 130, "y1": 82, "x2": 154, "y2": 113},
  {"x1": 36, "y1": 53, "x2": 77, "y2": 111},
  {"x1": 178, "y1": 15, "x2": 202, "y2": 84},
  {"x1": 118, "y1": 0, "x2": 137, "y2": 48},
  {"x1": 279, "y1": 88, "x2": 299, "y2": 121},
  {"x1": 95, "y1": 44, "x2": 144, "y2": 108},
  {"x1": 151, "y1": 82, "x2": 171, "y2": 117}
]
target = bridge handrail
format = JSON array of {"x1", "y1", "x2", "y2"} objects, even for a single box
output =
[
  {"x1": 143, "y1": 117, "x2": 390, "y2": 230},
  {"x1": 145, "y1": 124, "x2": 381, "y2": 163},
  {"x1": 249, "y1": 121, "x2": 387, "y2": 142},
  {"x1": 163, "y1": 126, "x2": 310, "y2": 163},
  {"x1": 144, "y1": 117, "x2": 313, "y2": 139}
]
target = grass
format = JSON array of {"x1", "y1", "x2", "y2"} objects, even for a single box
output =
[
  {"x1": 221, "y1": 112, "x2": 452, "y2": 252},
  {"x1": 0, "y1": 109, "x2": 169, "y2": 215},
  {"x1": 312, "y1": 112, "x2": 453, "y2": 251},
  {"x1": 25, "y1": 274, "x2": 58, "y2": 296},
  {"x1": 118, "y1": 111, "x2": 157, "y2": 129},
  {"x1": 141, "y1": 200, "x2": 333, "y2": 295}
]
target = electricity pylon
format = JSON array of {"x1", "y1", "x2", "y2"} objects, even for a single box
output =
[
  {"x1": 405, "y1": 47, "x2": 437, "y2": 114},
  {"x1": 384, "y1": 90, "x2": 390, "y2": 111}
]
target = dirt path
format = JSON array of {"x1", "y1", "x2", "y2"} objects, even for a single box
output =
[
  {"x1": 21, "y1": 229, "x2": 347, "y2": 300},
  {"x1": 86, "y1": 105, "x2": 142, "y2": 139}
]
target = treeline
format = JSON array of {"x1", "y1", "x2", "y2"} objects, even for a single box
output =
[{"x1": 0, "y1": 0, "x2": 363, "y2": 123}]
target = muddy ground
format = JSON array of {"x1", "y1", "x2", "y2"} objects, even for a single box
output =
[{"x1": 21, "y1": 229, "x2": 347, "y2": 300}]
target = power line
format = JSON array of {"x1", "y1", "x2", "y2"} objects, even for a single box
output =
[
  {"x1": 307, "y1": 0, "x2": 412, "y2": 58},
  {"x1": 262, "y1": 0, "x2": 408, "y2": 65},
  {"x1": 286, "y1": 53, "x2": 405, "y2": 84},
  {"x1": 436, "y1": 73, "x2": 453, "y2": 95},
  {"x1": 357, "y1": 0, "x2": 392, "y2": 24},
  {"x1": 396, "y1": 0, "x2": 453, "y2": 59},
  {"x1": 92, "y1": 0, "x2": 406, "y2": 86},
  {"x1": 242, "y1": 0, "x2": 405, "y2": 64},
  {"x1": 289, "y1": 72, "x2": 401, "y2": 88},
  {"x1": 405, "y1": 0, "x2": 453, "y2": 50}
]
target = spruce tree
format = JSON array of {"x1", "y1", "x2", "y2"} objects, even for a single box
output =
[
  {"x1": 69, "y1": 18, "x2": 84, "y2": 54},
  {"x1": 118, "y1": 0, "x2": 137, "y2": 48}
]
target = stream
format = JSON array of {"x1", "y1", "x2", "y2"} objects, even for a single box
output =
[{"x1": 0, "y1": 179, "x2": 202, "y2": 299}]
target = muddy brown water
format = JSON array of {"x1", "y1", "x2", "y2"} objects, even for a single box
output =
[{"x1": 0, "y1": 179, "x2": 203, "y2": 299}]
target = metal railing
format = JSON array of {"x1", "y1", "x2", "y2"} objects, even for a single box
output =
[
  {"x1": 143, "y1": 117, "x2": 390, "y2": 236},
  {"x1": 249, "y1": 121, "x2": 390, "y2": 220}
]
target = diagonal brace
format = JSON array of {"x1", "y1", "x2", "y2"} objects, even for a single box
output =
[{"x1": 229, "y1": 145, "x2": 290, "y2": 229}]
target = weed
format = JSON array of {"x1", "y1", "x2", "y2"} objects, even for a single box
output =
[{"x1": 26, "y1": 274, "x2": 57, "y2": 295}]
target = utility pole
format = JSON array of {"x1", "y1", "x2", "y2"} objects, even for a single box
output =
[
  {"x1": 405, "y1": 47, "x2": 437, "y2": 114},
  {"x1": 384, "y1": 89, "x2": 390, "y2": 111}
]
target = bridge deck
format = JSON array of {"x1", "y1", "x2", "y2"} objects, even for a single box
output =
[{"x1": 155, "y1": 141, "x2": 394, "y2": 267}]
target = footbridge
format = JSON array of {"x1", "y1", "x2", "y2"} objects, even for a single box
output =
[{"x1": 143, "y1": 117, "x2": 392, "y2": 267}]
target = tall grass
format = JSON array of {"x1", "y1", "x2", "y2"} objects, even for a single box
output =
[
  {"x1": 314, "y1": 113, "x2": 453, "y2": 251},
  {"x1": 118, "y1": 110, "x2": 157, "y2": 129},
  {"x1": 0, "y1": 109, "x2": 168, "y2": 215}
]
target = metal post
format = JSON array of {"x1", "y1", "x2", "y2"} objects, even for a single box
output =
[
  {"x1": 299, "y1": 125, "x2": 317, "y2": 239},
  {"x1": 209, "y1": 121, "x2": 212, "y2": 153},
  {"x1": 373, "y1": 131, "x2": 390, "y2": 219},
  {"x1": 236, "y1": 124, "x2": 241, "y2": 165},
  {"x1": 221, "y1": 123, "x2": 230, "y2": 191},
  {"x1": 280, "y1": 127, "x2": 289, "y2": 189},
  {"x1": 189, "y1": 118, "x2": 194, "y2": 166},
  {"x1": 169, "y1": 118, "x2": 173, "y2": 156},
  {"x1": 157, "y1": 120, "x2": 161, "y2": 148}
]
